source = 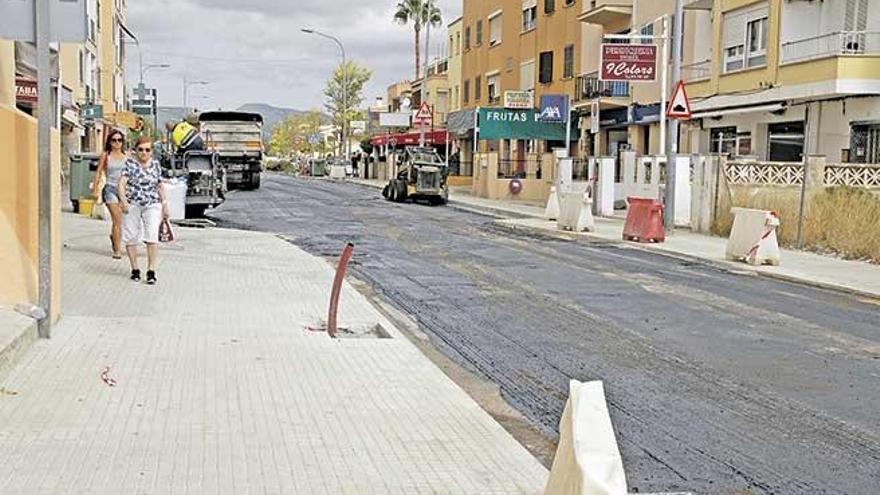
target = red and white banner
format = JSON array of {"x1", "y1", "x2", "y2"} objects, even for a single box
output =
[{"x1": 599, "y1": 44, "x2": 657, "y2": 82}]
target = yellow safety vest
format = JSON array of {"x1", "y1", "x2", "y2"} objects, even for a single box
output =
[{"x1": 171, "y1": 121, "x2": 198, "y2": 148}]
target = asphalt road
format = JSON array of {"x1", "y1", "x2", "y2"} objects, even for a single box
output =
[{"x1": 209, "y1": 174, "x2": 880, "y2": 495}]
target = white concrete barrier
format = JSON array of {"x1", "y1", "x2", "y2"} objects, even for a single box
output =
[
  {"x1": 329, "y1": 165, "x2": 347, "y2": 179},
  {"x1": 725, "y1": 208, "x2": 781, "y2": 266},
  {"x1": 544, "y1": 380, "x2": 628, "y2": 495},
  {"x1": 557, "y1": 192, "x2": 595, "y2": 233},
  {"x1": 545, "y1": 185, "x2": 561, "y2": 221}
]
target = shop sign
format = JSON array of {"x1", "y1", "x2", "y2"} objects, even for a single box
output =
[
  {"x1": 478, "y1": 108, "x2": 566, "y2": 141},
  {"x1": 81, "y1": 104, "x2": 103, "y2": 120},
  {"x1": 503, "y1": 91, "x2": 533, "y2": 110},
  {"x1": 15, "y1": 77, "x2": 38, "y2": 103},
  {"x1": 600, "y1": 44, "x2": 657, "y2": 82},
  {"x1": 539, "y1": 94, "x2": 569, "y2": 123}
]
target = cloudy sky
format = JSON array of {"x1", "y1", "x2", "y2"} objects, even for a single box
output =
[{"x1": 126, "y1": 0, "x2": 461, "y2": 112}]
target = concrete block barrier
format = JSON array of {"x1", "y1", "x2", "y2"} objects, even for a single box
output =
[
  {"x1": 726, "y1": 208, "x2": 781, "y2": 266},
  {"x1": 557, "y1": 192, "x2": 595, "y2": 233},
  {"x1": 544, "y1": 380, "x2": 628, "y2": 495}
]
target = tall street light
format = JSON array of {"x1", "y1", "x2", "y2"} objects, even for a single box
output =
[
  {"x1": 141, "y1": 63, "x2": 170, "y2": 85},
  {"x1": 183, "y1": 75, "x2": 209, "y2": 110},
  {"x1": 302, "y1": 28, "x2": 349, "y2": 160}
]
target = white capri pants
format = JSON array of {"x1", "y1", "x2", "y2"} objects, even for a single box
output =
[{"x1": 123, "y1": 203, "x2": 163, "y2": 245}]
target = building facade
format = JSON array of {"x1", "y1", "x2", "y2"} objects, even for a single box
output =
[
  {"x1": 447, "y1": 17, "x2": 464, "y2": 113},
  {"x1": 685, "y1": 0, "x2": 880, "y2": 164}
]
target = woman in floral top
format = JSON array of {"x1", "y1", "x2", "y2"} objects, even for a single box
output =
[{"x1": 118, "y1": 136, "x2": 169, "y2": 285}]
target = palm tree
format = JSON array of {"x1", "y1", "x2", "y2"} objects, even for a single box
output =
[{"x1": 393, "y1": 0, "x2": 442, "y2": 80}]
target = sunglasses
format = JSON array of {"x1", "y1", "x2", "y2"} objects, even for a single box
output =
[
  {"x1": 111, "y1": 138, "x2": 124, "y2": 143},
  {"x1": 136, "y1": 147, "x2": 152, "y2": 152}
]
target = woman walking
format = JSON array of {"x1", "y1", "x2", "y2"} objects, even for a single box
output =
[
  {"x1": 118, "y1": 136, "x2": 169, "y2": 285},
  {"x1": 91, "y1": 130, "x2": 129, "y2": 258}
]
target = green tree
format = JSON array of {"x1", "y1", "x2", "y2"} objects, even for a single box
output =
[
  {"x1": 393, "y1": 0, "x2": 442, "y2": 80},
  {"x1": 268, "y1": 110, "x2": 330, "y2": 157},
  {"x1": 323, "y1": 61, "x2": 372, "y2": 156}
]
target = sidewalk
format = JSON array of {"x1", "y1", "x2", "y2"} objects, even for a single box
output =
[
  {"x1": 351, "y1": 178, "x2": 880, "y2": 299},
  {"x1": 0, "y1": 213, "x2": 548, "y2": 494}
]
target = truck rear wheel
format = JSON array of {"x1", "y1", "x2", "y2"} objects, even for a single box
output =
[
  {"x1": 185, "y1": 205, "x2": 207, "y2": 218},
  {"x1": 395, "y1": 180, "x2": 408, "y2": 203},
  {"x1": 250, "y1": 173, "x2": 261, "y2": 190}
]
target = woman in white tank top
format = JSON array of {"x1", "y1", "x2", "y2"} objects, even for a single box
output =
[{"x1": 92, "y1": 130, "x2": 129, "y2": 259}]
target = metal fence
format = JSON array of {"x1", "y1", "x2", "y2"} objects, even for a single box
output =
[
  {"x1": 781, "y1": 31, "x2": 880, "y2": 64},
  {"x1": 681, "y1": 59, "x2": 711, "y2": 82},
  {"x1": 498, "y1": 159, "x2": 529, "y2": 179}
]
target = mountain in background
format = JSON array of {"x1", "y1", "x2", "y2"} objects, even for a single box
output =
[{"x1": 156, "y1": 104, "x2": 327, "y2": 135}]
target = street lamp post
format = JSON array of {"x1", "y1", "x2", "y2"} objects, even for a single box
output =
[
  {"x1": 141, "y1": 63, "x2": 170, "y2": 85},
  {"x1": 302, "y1": 28, "x2": 349, "y2": 160},
  {"x1": 182, "y1": 75, "x2": 209, "y2": 110}
]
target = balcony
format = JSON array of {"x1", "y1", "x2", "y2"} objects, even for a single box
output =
[
  {"x1": 578, "y1": 0, "x2": 632, "y2": 26},
  {"x1": 781, "y1": 31, "x2": 880, "y2": 65},
  {"x1": 682, "y1": 59, "x2": 711, "y2": 83},
  {"x1": 575, "y1": 72, "x2": 630, "y2": 104}
]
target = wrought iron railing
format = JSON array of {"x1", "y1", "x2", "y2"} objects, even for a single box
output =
[
  {"x1": 781, "y1": 31, "x2": 880, "y2": 64},
  {"x1": 574, "y1": 72, "x2": 630, "y2": 102}
]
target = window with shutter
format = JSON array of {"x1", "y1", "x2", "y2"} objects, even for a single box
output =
[
  {"x1": 522, "y1": 0, "x2": 537, "y2": 31},
  {"x1": 539, "y1": 51, "x2": 553, "y2": 83},
  {"x1": 520, "y1": 59, "x2": 535, "y2": 91},
  {"x1": 489, "y1": 12, "x2": 503, "y2": 45},
  {"x1": 464, "y1": 80, "x2": 470, "y2": 104},
  {"x1": 545, "y1": 0, "x2": 555, "y2": 14},
  {"x1": 475, "y1": 75, "x2": 482, "y2": 101},
  {"x1": 465, "y1": 26, "x2": 471, "y2": 50},
  {"x1": 721, "y1": 2, "x2": 768, "y2": 73},
  {"x1": 476, "y1": 20, "x2": 483, "y2": 46},
  {"x1": 563, "y1": 45, "x2": 574, "y2": 79}
]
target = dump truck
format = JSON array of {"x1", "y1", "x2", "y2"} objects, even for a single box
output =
[
  {"x1": 199, "y1": 111, "x2": 264, "y2": 190},
  {"x1": 382, "y1": 146, "x2": 449, "y2": 205}
]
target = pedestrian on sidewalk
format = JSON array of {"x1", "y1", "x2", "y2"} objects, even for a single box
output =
[
  {"x1": 118, "y1": 136, "x2": 170, "y2": 285},
  {"x1": 91, "y1": 130, "x2": 129, "y2": 259}
]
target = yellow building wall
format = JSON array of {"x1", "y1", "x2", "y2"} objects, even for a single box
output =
[
  {"x1": 462, "y1": 0, "x2": 584, "y2": 108},
  {"x1": 447, "y1": 18, "x2": 463, "y2": 112},
  {"x1": 0, "y1": 40, "x2": 63, "y2": 322},
  {"x1": 0, "y1": 108, "x2": 63, "y2": 322}
]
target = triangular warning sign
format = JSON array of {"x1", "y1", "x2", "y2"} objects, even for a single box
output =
[
  {"x1": 666, "y1": 80, "x2": 692, "y2": 119},
  {"x1": 414, "y1": 102, "x2": 432, "y2": 121}
]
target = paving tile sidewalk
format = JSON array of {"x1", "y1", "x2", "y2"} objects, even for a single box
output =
[
  {"x1": 351, "y1": 178, "x2": 880, "y2": 298},
  {"x1": 0, "y1": 213, "x2": 548, "y2": 494}
]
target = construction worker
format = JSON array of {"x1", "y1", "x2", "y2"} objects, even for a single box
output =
[{"x1": 165, "y1": 120, "x2": 205, "y2": 154}]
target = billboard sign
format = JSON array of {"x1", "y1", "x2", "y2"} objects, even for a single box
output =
[{"x1": 600, "y1": 44, "x2": 657, "y2": 82}]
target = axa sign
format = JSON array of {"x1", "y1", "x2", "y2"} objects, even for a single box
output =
[
  {"x1": 600, "y1": 44, "x2": 657, "y2": 82},
  {"x1": 539, "y1": 95, "x2": 569, "y2": 123}
]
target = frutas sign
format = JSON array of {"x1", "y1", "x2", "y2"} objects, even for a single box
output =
[
  {"x1": 478, "y1": 108, "x2": 566, "y2": 141},
  {"x1": 600, "y1": 44, "x2": 657, "y2": 82}
]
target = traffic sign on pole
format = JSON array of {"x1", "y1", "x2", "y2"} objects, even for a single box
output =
[
  {"x1": 666, "y1": 80, "x2": 692, "y2": 120},
  {"x1": 414, "y1": 102, "x2": 433, "y2": 124}
]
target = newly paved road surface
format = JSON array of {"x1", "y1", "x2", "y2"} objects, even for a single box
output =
[{"x1": 209, "y1": 174, "x2": 880, "y2": 495}]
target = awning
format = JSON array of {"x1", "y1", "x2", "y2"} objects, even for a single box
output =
[
  {"x1": 371, "y1": 130, "x2": 450, "y2": 146},
  {"x1": 447, "y1": 109, "x2": 476, "y2": 135},
  {"x1": 690, "y1": 103, "x2": 786, "y2": 120},
  {"x1": 14, "y1": 41, "x2": 59, "y2": 81}
]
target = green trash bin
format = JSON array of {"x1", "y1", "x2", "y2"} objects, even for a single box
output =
[
  {"x1": 310, "y1": 159, "x2": 326, "y2": 177},
  {"x1": 69, "y1": 153, "x2": 101, "y2": 213}
]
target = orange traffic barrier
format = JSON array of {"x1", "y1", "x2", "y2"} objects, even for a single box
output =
[{"x1": 622, "y1": 197, "x2": 665, "y2": 243}]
